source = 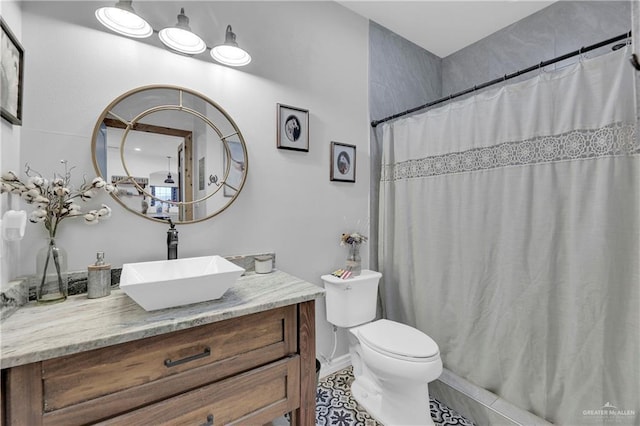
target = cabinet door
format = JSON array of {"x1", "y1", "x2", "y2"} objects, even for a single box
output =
[
  {"x1": 97, "y1": 356, "x2": 300, "y2": 426},
  {"x1": 41, "y1": 306, "x2": 296, "y2": 414}
]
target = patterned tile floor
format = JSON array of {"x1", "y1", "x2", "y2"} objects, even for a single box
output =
[{"x1": 315, "y1": 367, "x2": 475, "y2": 426}]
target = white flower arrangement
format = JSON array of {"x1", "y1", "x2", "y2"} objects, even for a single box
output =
[
  {"x1": 0, "y1": 163, "x2": 115, "y2": 238},
  {"x1": 340, "y1": 232, "x2": 368, "y2": 246}
]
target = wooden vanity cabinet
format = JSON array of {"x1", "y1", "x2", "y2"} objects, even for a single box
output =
[{"x1": 2, "y1": 301, "x2": 317, "y2": 426}]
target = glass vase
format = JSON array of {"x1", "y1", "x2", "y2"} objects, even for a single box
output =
[
  {"x1": 346, "y1": 243, "x2": 362, "y2": 276},
  {"x1": 36, "y1": 237, "x2": 68, "y2": 303}
]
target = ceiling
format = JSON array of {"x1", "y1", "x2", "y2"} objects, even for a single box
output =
[{"x1": 337, "y1": 1, "x2": 556, "y2": 57}]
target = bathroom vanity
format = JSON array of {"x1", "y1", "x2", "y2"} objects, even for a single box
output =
[{"x1": 0, "y1": 270, "x2": 324, "y2": 426}]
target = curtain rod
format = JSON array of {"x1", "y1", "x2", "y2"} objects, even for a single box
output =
[{"x1": 371, "y1": 31, "x2": 632, "y2": 128}]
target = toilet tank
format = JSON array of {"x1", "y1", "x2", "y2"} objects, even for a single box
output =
[{"x1": 321, "y1": 270, "x2": 382, "y2": 328}]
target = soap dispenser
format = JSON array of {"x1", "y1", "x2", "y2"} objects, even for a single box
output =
[{"x1": 87, "y1": 252, "x2": 111, "y2": 298}]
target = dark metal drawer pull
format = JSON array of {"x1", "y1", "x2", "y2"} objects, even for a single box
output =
[
  {"x1": 200, "y1": 414, "x2": 214, "y2": 426},
  {"x1": 164, "y1": 347, "x2": 211, "y2": 367}
]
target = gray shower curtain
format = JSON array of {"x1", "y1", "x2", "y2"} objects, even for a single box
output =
[{"x1": 378, "y1": 49, "x2": 639, "y2": 425}]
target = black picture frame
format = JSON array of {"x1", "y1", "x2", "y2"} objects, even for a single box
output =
[
  {"x1": 330, "y1": 142, "x2": 356, "y2": 183},
  {"x1": 1, "y1": 18, "x2": 24, "y2": 126},
  {"x1": 277, "y1": 103, "x2": 309, "y2": 152}
]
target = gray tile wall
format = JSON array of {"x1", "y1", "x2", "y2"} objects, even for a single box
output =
[
  {"x1": 368, "y1": 21, "x2": 441, "y2": 271},
  {"x1": 442, "y1": 1, "x2": 632, "y2": 96},
  {"x1": 369, "y1": 21, "x2": 441, "y2": 123}
]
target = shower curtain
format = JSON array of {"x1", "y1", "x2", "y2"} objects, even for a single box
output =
[{"x1": 378, "y1": 48, "x2": 639, "y2": 425}]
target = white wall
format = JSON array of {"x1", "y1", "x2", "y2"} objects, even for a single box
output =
[
  {"x1": 14, "y1": 1, "x2": 369, "y2": 362},
  {"x1": 0, "y1": 0, "x2": 23, "y2": 288}
]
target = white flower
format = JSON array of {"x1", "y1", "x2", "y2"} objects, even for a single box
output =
[
  {"x1": 1, "y1": 164, "x2": 114, "y2": 237},
  {"x1": 0, "y1": 182, "x2": 13, "y2": 193},
  {"x1": 92, "y1": 177, "x2": 106, "y2": 188},
  {"x1": 29, "y1": 209, "x2": 47, "y2": 223},
  {"x1": 97, "y1": 204, "x2": 111, "y2": 219},
  {"x1": 84, "y1": 211, "x2": 99, "y2": 224},
  {"x1": 28, "y1": 176, "x2": 45, "y2": 187},
  {"x1": 1, "y1": 171, "x2": 19, "y2": 181},
  {"x1": 33, "y1": 195, "x2": 50, "y2": 209},
  {"x1": 54, "y1": 186, "x2": 70, "y2": 197},
  {"x1": 22, "y1": 188, "x2": 40, "y2": 202}
]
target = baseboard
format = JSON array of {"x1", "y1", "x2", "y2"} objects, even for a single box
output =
[{"x1": 319, "y1": 353, "x2": 351, "y2": 379}]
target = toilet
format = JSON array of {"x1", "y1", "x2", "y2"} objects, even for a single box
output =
[{"x1": 321, "y1": 270, "x2": 442, "y2": 426}]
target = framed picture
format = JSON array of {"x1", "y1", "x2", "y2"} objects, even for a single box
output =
[
  {"x1": 1, "y1": 18, "x2": 24, "y2": 125},
  {"x1": 330, "y1": 142, "x2": 356, "y2": 183},
  {"x1": 277, "y1": 103, "x2": 309, "y2": 152}
]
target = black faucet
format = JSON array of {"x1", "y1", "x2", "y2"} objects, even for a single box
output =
[{"x1": 167, "y1": 218, "x2": 178, "y2": 260}]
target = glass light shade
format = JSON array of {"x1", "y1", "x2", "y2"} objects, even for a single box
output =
[
  {"x1": 95, "y1": 4, "x2": 152, "y2": 38},
  {"x1": 159, "y1": 9, "x2": 206, "y2": 55},
  {"x1": 211, "y1": 25, "x2": 251, "y2": 67},
  {"x1": 159, "y1": 27, "x2": 206, "y2": 55},
  {"x1": 211, "y1": 45, "x2": 252, "y2": 66}
]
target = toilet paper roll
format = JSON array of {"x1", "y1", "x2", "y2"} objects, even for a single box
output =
[{"x1": 2, "y1": 210, "x2": 27, "y2": 241}]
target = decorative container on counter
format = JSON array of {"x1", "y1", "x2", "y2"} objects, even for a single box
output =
[{"x1": 35, "y1": 237, "x2": 68, "y2": 303}]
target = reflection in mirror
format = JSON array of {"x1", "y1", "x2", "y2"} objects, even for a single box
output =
[{"x1": 92, "y1": 86, "x2": 248, "y2": 224}]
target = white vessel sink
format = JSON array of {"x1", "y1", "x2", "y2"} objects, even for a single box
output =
[{"x1": 119, "y1": 255, "x2": 245, "y2": 311}]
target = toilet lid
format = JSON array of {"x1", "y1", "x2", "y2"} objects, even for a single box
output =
[{"x1": 358, "y1": 319, "x2": 439, "y2": 359}]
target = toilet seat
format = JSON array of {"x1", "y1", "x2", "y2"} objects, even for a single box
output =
[{"x1": 358, "y1": 319, "x2": 440, "y2": 361}]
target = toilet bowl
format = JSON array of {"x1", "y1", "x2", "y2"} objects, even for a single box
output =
[
  {"x1": 349, "y1": 319, "x2": 443, "y2": 425},
  {"x1": 321, "y1": 270, "x2": 443, "y2": 425}
]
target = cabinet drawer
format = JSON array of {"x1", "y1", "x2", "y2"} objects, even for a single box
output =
[
  {"x1": 41, "y1": 306, "x2": 296, "y2": 413},
  {"x1": 98, "y1": 356, "x2": 300, "y2": 426}
]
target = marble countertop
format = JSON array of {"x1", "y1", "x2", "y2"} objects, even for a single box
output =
[{"x1": 0, "y1": 270, "x2": 324, "y2": 369}]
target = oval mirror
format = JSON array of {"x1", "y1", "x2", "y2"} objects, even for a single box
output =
[{"x1": 91, "y1": 85, "x2": 248, "y2": 224}]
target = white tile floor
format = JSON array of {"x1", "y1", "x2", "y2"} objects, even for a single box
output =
[
  {"x1": 316, "y1": 367, "x2": 475, "y2": 426},
  {"x1": 267, "y1": 367, "x2": 475, "y2": 425}
]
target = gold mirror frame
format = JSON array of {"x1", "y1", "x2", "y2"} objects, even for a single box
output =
[{"x1": 91, "y1": 85, "x2": 248, "y2": 224}]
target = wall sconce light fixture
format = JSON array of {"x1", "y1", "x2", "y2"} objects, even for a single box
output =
[
  {"x1": 159, "y1": 8, "x2": 206, "y2": 56},
  {"x1": 96, "y1": 2, "x2": 251, "y2": 66},
  {"x1": 211, "y1": 25, "x2": 252, "y2": 67},
  {"x1": 95, "y1": 0, "x2": 152, "y2": 39}
]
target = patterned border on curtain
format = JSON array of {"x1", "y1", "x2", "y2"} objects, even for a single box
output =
[{"x1": 382, "y1": 123, "x2": 637, "y2": 181}]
